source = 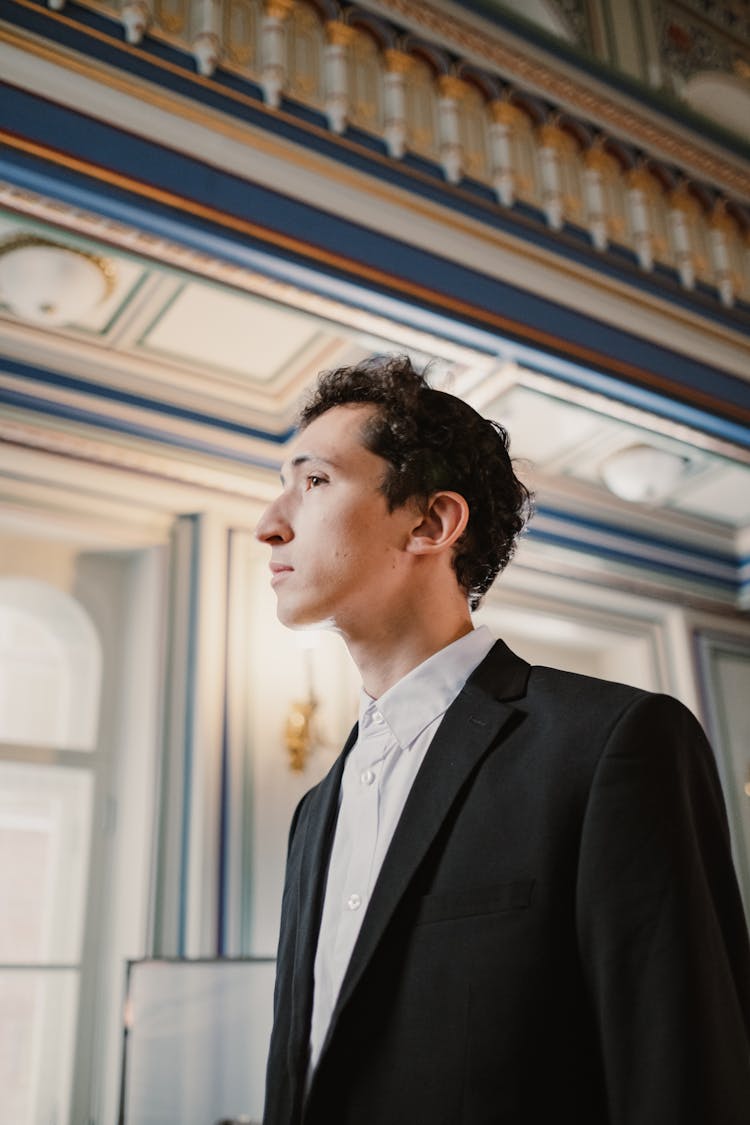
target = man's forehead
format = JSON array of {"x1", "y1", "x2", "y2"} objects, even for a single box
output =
[
  {"x1": 280, "y1": 403, "x2": 377, "y2": 479},
  {"x1": 292, "y1": 403, "x2": 376, "y2": 454}
]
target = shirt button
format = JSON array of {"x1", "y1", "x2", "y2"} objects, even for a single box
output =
[
  {"x1": 360, "y1": 769, "x2": 375, "y2": 786},
  {"x1": 347, "y1": 893, "x2": 362, "y2": 911},
  {"x1": 371, "y1": 710, "x2": 384, "y2": 725}
]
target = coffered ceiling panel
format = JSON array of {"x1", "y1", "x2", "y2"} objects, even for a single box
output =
[{"x1": 137, "y1": 281, "x2": 327, "y2": 384}]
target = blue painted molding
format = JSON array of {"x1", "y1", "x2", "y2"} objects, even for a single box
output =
[
  {"x1": 0, "y1": 19, "x2": 743, "y2": 340},
  {"x1": 530, "y1": 530, "x2": 739, "y2": 597},
  {"x1": 528, "y1": 526, "x2": 741, "y2": 600},
  {"x1": 2, "y1": 350, "x2": 749, "y2": 473},
  {"x1": 0, "y1": 356, "x2": 293, "y2": 446},
  {"x1": 534, "y1": 505, "x2": 740, "y2": 572},
  {"x1": 1, "y1": 0, "x2": 749, "y2": 341},
  {"x1": 1, "y1": 86, "x2": 749, "y2": 448},
  {"x1": 530, "y1": 506, "x2": 745, "y2": 605},
  {"x1": 1, "y1": 360, "x2": 744, "y2": 601}
]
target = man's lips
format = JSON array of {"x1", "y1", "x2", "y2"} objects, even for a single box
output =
[{"x1": 270, "y1": 563, "x2": 293, "y2": 585}]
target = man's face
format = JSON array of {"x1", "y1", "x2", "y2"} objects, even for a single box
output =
[{"x1": 255, "y1": 404, "x2": 419, "y2": 635}]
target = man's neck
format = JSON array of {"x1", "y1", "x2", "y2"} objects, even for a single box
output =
[{"x1": 346, "y1": 612, "x2": 474, "y2": 699}]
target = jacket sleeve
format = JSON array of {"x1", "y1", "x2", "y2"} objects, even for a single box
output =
[{"x1": 576, "y1": 692, "x2": 750, "y2": 1125}]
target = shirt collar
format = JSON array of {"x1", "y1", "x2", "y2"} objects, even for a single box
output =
[{"x1": 358, "y1": 625, "x2": 496, "y2": 751}]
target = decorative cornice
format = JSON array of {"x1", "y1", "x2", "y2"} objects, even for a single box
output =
[
  {"x1": 366, "y1": 0, "x2": 750, "y2": 199},
  {"x1": 13, "y1": 0, "x2": 747, "y2": 202},
  {"x1": 2, "y1": 9, "x2": 750, "y2": 346}
]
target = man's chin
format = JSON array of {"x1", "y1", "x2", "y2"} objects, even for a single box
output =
[{"x1": 275, "y1": 601, "x2": 333, "y2": 632}]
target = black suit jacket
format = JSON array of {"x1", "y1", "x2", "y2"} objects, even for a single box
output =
[{"x1": 264, "y1": 641, "x2": 750, "y2": 1125}]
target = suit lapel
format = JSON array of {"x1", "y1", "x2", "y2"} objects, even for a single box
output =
[
  {"x1": 289, "y1": 723, "x2": 357, "y2": 1052},
  {"x1": 323, "y1": 640, "x2": 530, "y2": 1050}
]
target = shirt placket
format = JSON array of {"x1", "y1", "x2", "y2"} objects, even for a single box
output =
[{"x1": 330, "y1": 711, "x2": 393, "y2": 970}]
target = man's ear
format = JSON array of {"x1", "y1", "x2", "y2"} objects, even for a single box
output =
[{"x1": 406, "y1": 491, "x2": 469, "y2": 555}]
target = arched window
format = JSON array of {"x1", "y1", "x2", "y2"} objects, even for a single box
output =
[
  {"x1": 0, "y1": 579, "x2": 101, "y2": 1125},
  {"x1": 0, "y1": 578, "x2": 100, "y2": 749}
]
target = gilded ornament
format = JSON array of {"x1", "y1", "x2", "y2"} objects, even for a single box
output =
[
  {"x1": 437, "y1": 74, "x2": 470, "y2": 101},
  {"x1": 489, "y1": 100, "x2": 524, "y2": 128},
  {"x1": 538, "y1": 122, "x2": 566, "y2": 150},
  {"x1": 584, "y1": 142, "x2": 616, "y2": 174},
  {"x1": 0, "y1": 232, "x2": 117, "y2": 298},
  {"x1": 154, "y1": 0, "x2": 186, "y2": 34},
  {"x1": 264, "y1": 0, "x2": 294, "y2": 20},
  {"x1": 325, "y1": 20, "x2": 356, "y2": 47},
  {"x1": 384, "y1": 48, "x2": 413, "y2": 74},
  {"x1": 627, "y1": 167, "x2": 658, "y2": 194},
  {"x1": 670, "y1": 183, "x2": 701, "y2": 216},
  {"x1": 710, "y1": 200, "x2": 737, "y2": 234}
]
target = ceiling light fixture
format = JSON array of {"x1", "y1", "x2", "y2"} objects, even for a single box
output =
[
  {"x1": 600, "y1": 444, "x2": 692, "y2": 503},
  {"x1": 0, "y1": 234, "x2": 116, "y2": 327}
]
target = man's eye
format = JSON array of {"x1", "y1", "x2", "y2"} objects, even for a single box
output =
[{"x1": 307, "y1": 474, "x2": 326, "y2": 488}]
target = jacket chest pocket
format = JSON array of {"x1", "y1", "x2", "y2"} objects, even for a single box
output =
[{"x1": 415, "y1": 879, "x2": 535, "y2": 925}]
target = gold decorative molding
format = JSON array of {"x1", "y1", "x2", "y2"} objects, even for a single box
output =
[
  {"x1": 9, "y1": 0, "x2": 750, "y2": 199},
  {"x1": 325, "y1": 19, "x2": 356, "y2": 47},
  {"x1": 538, "y1": 122, "x2": 567, "y2": 150},
  {"x1": 264, "y1": 0, "x2": 294, "y2": 20},
  {"x1": 584, "y1": 144, "x2": 615, "y2": 173},
  {"x1": 154, "y1": 0, "x2": 187, "y2": 35},
  {"x1": 1, "y1": 96, "x2": 748, "y2": 392},
  {"x1": 710, "y1": 199, "x2": 738, "y2": 234},
  {"x1": 0, "y1": 232, "x2": 117, "y2": 299},
  {"x1": 5, "y1": 127, "x2": 749, "y2": 430},
  {"x1": 670, "y1": 182, "x2": 701, "y2": 215},
  {"x1": 2, "y1": 16, "x2": 750, "y2": 367},
  {"x1": 383, "y1": 47, "x2": 413, "y2": 74},
  {"x1": 436, "y1": 73, "x2": 470, "y2": 101},
  {"x1": 627, "y1": 166, "x2": 659, "y2": 194},
  {"x1": 489, "y1": 99, "x2": 526, "y2": 128}
]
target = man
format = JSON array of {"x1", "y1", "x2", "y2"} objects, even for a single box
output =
[{"x1": 256, "y1": 354, "x2": 750, "y2": 1125}]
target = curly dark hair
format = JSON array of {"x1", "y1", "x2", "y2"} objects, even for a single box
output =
[{"x1": 298, "y1": 354, "x2": 533, "y2": 610}]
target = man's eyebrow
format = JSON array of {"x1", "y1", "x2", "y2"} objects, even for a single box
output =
[{"x1": 279, "y1": 453, "x2": 337, "y2": 485}]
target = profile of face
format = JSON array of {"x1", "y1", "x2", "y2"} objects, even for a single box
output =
[{"x1": 254, "y1": 404, "x2": 420, "y2": 636}]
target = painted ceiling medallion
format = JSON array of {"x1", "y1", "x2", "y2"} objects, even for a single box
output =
[{"x1": 0, "y1": 234, "x2": 116, "y2": 327}]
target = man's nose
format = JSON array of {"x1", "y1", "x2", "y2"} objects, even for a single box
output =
[{"x1": 254, "y1": 494, "x2": 292, "y2": 544}]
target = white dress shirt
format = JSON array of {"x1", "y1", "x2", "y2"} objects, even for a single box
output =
[{"x1": 308, "y1": 625, "x2": 496, "y2": 1074}]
